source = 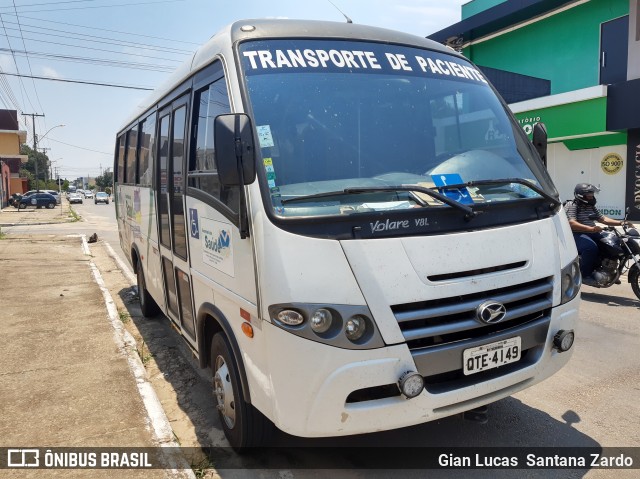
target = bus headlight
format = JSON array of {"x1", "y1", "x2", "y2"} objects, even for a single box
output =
[
  {"x1": 277, "y1": 309, "x2": 304, "y2": 326},
  {"x1": 560, "y1": 257, "x2": 581, "y2": 305},
  {"x1": 269, "y1": 303, "x2": 384, "y2": 349},
  {"x1": 310, "y1": 308, "x2": 333, "y2": 333},
  {"x1": 345, "y1": 315, "x2": 367, "y2": 342}
]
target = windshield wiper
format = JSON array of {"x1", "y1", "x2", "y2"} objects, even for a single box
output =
[
  {"x1": 436, "y1": 178, "x2": 559, "y2": 207},
  {"x1": 281, "y1": 186, "x2": 477, "y2": 220}
]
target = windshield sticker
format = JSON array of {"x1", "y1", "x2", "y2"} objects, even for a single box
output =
[
  {"x1": 241, "y1": 41, "x2": 487, "y2": 85},
  {"x1": 432, "y1": 174, "x2": 474, "y2": 205},
  {"x1": 257, "y1": 125, "x2": 275, "y2": 148},
  {"x1": 263, "y1": 157, "x2": 277, "y2": 188}
]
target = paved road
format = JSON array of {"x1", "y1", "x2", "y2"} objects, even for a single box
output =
[{"x1": 5, "y1": 203, "x2": 639, "y2": 478}]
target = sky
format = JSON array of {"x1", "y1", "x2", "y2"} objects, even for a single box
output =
[{"x1": 0, "y1": 0, "x2": 468, "y2": 181}]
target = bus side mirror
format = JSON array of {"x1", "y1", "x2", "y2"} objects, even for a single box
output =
[
  {"x1": 532, "y1": 122, "x2": 548, "y2": 168},
  {"x1": 214, "y1": 113, "x2": 257, "y2": 186}
]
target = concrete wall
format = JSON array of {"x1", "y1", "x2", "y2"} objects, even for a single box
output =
[
  {"x1": 1, "y1": 161, "x2": 9, "y2": 207},
  {"x1": 10, "y1": 177, "x2": 27, "y2": 195},
  {"x1": 547, "y1": 142, "x2": 627, "y2": 218},
  {"x1": 0, "y1": 132, "x2": 22, "y2": 155},
  {"x1": 464, "y1": 0, "x2": 628, "y2": 95}
]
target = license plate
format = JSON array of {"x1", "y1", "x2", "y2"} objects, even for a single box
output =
[{"x1": 463, "y1": 337, "x2": 521, "y2": 376}]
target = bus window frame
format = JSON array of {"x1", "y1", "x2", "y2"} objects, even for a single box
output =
[
  {"x1": 137, "y1": 112, "x2": 157, "y2": 187},
  {"x1": 186, "y1": 60, "x2": 240, "y2": 228}
]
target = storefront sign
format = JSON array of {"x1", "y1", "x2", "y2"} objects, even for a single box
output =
[
  {"x1": 517, "y1": 116, "x2": 541, "y2": 136},
  {"x1": 599, "y1": 205, "x2": 625, "y2": 217},
  {"x1": 600, "y1": 153, "x2": 624, "y2": 175}
]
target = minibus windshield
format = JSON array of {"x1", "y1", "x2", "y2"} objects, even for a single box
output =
[{"x1": 240, "y1": 40, "x2": 554, "y2": 218}]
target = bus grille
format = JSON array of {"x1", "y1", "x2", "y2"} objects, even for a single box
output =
[
  {"x1": 392, "y1": 276, "x2": 553, "y2": 349},
  {"x1": 391, "y1": 277, "x2": 554, "y2": 393}
]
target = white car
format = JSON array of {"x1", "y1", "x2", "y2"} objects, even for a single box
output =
[
  {"x1": 84, "y1": 191, "x2": 94, "y2": 199},
  {"x1": 94, "y1": 192, "x2": 109, "y2": 204},
  {"x1": 68, "y1": 193, "x2": 83, "y2": 204}
]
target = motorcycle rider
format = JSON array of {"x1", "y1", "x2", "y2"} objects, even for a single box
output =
[{"x1": 565, "y1": 183, "x2": 628, "y2": 286}]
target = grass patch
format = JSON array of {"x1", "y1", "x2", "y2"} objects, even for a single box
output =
[
  {"x1": 118, "y1": 308, "x2": 130, "y2": 323},
  {"x1": 136, "y1": 340, "x2": 153, "y2": 366},
  {"x1": 191, "y1": 456, "x2": 216, "y2": 478},
  {"x1": 0, "y1": 227, "x2": 5, "y2": 239},
  {"x1": 68, "y1": 206, "x2": 81, "y2": 222}
]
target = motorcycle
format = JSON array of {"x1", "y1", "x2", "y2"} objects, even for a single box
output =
[{"x1": 586, "y1": 208, "x2": 640, "y2": 299}]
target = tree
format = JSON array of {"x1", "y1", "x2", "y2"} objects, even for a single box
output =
[
  {"x1": 95, "y1": 171, "x2": 114, "y2": 190},
  {"x1": 20, "y1": 145, "x2": 50, "y2": 184}
]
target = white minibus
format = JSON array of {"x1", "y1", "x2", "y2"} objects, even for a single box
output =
[{"x1": 115, "y1": 19, "x2": 581, "y2": 449}]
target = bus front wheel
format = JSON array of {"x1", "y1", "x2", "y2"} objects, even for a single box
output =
[
  {"x1": 137, "y1": 259, "x2": 160, "y2": 317},
  {"x1": 211, "y1": 333, "x2": 272, "y2": 450}
]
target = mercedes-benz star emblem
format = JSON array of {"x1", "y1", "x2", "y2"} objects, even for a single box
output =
[{"x1": 476, "y1": 300, "x2": 507, "y2": 324}]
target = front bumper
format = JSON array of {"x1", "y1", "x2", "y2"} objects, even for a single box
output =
[{"x1": 260, "y1": 296, "x2": 579, "y2": 437}]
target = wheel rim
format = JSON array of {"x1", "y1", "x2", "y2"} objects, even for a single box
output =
[{"x1": 214, "y1": 355, "x2": 236, "y2": 429}]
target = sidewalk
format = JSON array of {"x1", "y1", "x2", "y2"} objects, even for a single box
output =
[
  {"x1": 0, "y1": 234, "x2": 193, "y2": 477},
  {"x1": 0, "y1": 201, "x2": 74, "y2": 226}
]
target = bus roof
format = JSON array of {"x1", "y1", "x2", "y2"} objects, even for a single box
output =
[{"x1": 119, "y1": 19, "x2": 454, "y2": 131}]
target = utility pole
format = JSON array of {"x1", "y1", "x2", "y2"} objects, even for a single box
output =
[
  {"x1": 22, "y1": 113, "x2": 45, "y2": 191},
  {"x1": 40, "y1": 147, "x2": 51, "y2": 182}
]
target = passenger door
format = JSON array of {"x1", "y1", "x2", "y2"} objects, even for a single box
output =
[
  {"x1": 185, "y1": 63, "x2": 258, "y2": 325},
  {"x1": 157, "y1": 94, "x2": 197, "y2": 344}
]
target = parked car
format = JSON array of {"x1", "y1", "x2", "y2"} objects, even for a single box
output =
[
  {"x1": 84, "y1": 191, "x2": 94, "y2": 199},
  {"x1": 68, "y1": 192, "x2": 83, "y2": 204},
  {"x1": 16, "y1": 192, "x2": 57, "y2": 209},
  {"x1": 44, "y1": 190, "x2": 61, "y2": 204},
  {"x1": 94, "y1": 192, "x2": 109, "y2": 204}
]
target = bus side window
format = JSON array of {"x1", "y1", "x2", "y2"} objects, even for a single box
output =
[
  {"x1": 138, "y1": 113, "x2": 156, "y2": 187},
  {"x1": 188, "y1": 75, "x2": 237, "y2": 212},
  {"x1": 126, "y1": 127, "x2": 138, "y2": 184},
  {"x1": 116, "y1": 135, "x2": 125, "y2": 184}
]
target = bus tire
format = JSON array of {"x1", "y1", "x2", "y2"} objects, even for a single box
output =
[
  {"x1": 211, "y1": 333, "x2": 272, "y2": 450},
  {"x1": 137, "y1": 259, "x2": 160, "y2": 317}
]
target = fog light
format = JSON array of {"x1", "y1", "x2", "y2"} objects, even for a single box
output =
[
  {"x1": 398, "y1": 371, "x2": 424, "y2": 399},
  {"x1": 276, "y1": 309, "x2": 304, "y2": 326},
  {"x1": 345, "y1": 315, "x2": 366, "y2": 341},
  {"x1": 310, "y1": 308, "x2": 333, "y2": 333},
  {"x1": 553, "y1": 330, "x2": 574, "y2": 352}
]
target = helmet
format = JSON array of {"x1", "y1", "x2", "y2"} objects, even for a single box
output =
[{"x1": 574, "y1": 183, "x2": 599, "y2": 206}]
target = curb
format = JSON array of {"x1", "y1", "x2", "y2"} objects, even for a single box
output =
[
  {"x1": 0, "y1": 221, "x2": 74, "y2": 227},
  {"x1": 82, "y1": 235, "x2": 197, "y2": 479}
]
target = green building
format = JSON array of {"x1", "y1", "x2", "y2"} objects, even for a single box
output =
[{"x1": 429, "y1": 0, "x2": 640, "y2": 219}]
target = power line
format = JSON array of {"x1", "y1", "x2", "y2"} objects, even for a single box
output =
[
  {"x1": 46, "y1": 137, "x2": 112, "y2": 156},
  {"x1": 10, "y1": 13, "x2": 200, "y2": 45},
  {"x1": 12, "y1": 1, "x2": 46, "y2": 118},
  {"x1": 0, "y1": 20, "x2": 194, "y2": 54},
  {"x1": 2, "y1": 32, "x2": 184, "y2": 63},
  {"x1": 0, "y1": 71, "x2": 154, "y2": 90},
  {"x1": 0, "y1": 0, "x2": 188, "y2": 14},
  {"x1": 0, "y1": 48, "x2": 175, "y2": 72},
  {"x1": 0, "y1": 14, "x2": 28, "y2": 114}
]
